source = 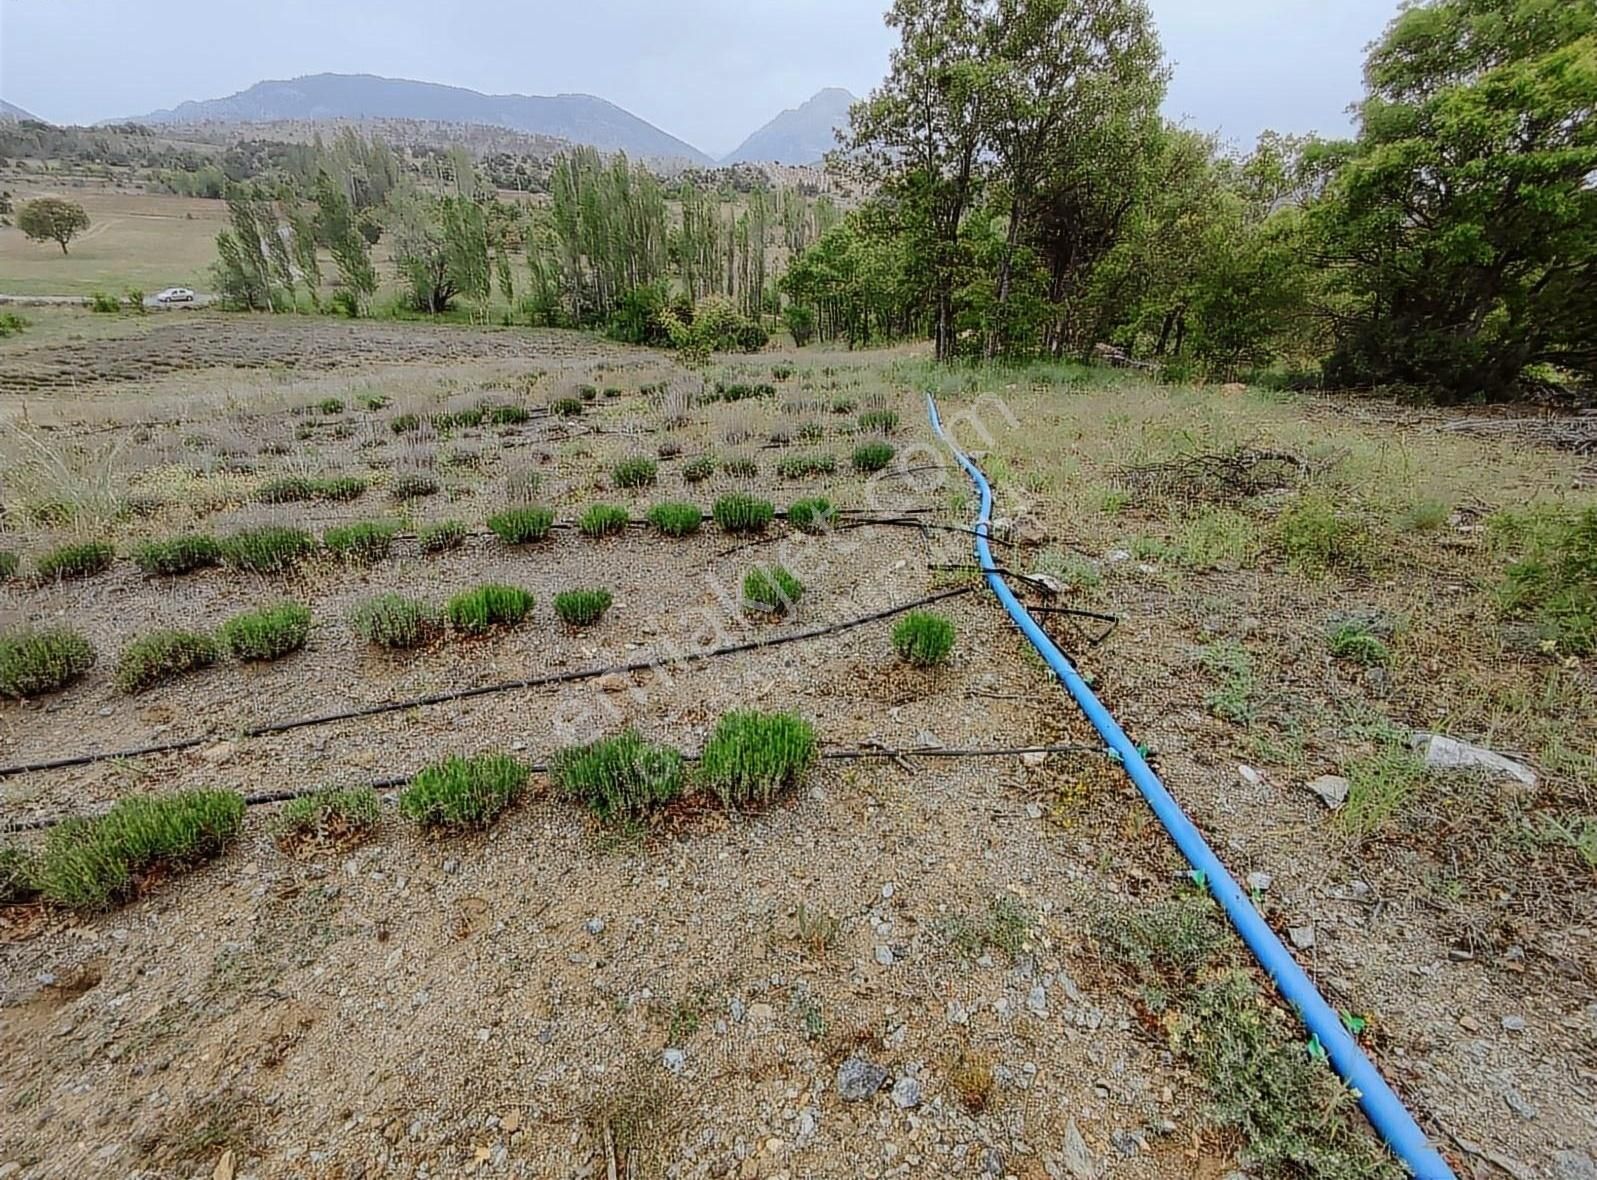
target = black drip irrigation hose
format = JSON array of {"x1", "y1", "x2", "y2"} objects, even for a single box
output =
[
  {"x1": 0, "y1": 586, "x2": 978, "y2": 782},
  {"x1": 2, "y1": 742, "x2": 1104, "y2": 832}
]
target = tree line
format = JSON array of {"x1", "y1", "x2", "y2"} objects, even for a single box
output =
[{"x1": 782, "y1": 0, "x2": 1595, "y2": 402}]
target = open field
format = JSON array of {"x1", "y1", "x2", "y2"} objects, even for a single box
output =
[
  {"x1": 0, "y1": 188, "x2": 229, "y2": 298},
  {"x1": 0, "y1": 313, "x2": 1593, "y2": 1179}
]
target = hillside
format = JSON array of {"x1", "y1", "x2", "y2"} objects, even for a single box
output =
[
  {"x1": 0, "y1": 99, "x2": 44, "y2": 123},
  {"x1": 721, "y1": 88, "x2": 855, "y2": 165},
  {"x1": 119, "y1": 73, "x2": 713, "y2": 164}
]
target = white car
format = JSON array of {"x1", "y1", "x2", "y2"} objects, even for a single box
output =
[{"x1": 154, "y1": 287, "x2": 196, "y2": 304}]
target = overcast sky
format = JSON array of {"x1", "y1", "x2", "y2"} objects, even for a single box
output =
[{"x1": 2, "y1": 0, "x2": 1397, "y2": 157}]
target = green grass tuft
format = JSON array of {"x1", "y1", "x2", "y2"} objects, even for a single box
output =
[
  {"x1": 390, "y1": 413, "x2": 421, "y2": 434},
  {"x1": 273, "y1": 787, "x2": 379, "y2": 849},
  {"x1": 555, "y1": 589, "x2": 614, "y2": 627},
  {"x1": 447, "y1": 584, "x2": 536, "y2": 636},
  {"x1": 217, "y1": 601, "x2": 311, "y2": 662},
  {"x1": 613, "y1": 457, "x2": 659, "y2": 489},
  {"x1": 256, "y1": 475, "x2": 367, "y2": 504},
  {"x1": 390, "y1": 472, "x2": 440, "y2": 500},
  {"x1": 721, "y1": 456, "x2": 759, "y2": 478},
  {"x1": 1498, "y1": 506, "x2": 1597, "y2": 654},
  {"x1": 32, "y1": 790, "x2": 244, "y2": 909},
  {"x1": 550, "y1": 396, "x2": 584, "y2": 417},
  {"x1": 775, "y1": 452, "x2": 838, "y2": 479},
  {"x1": 579, "y1": 503, "x2": 630, "y2": 538},
  {"x1": 350, "y1": 594, "x2": 441, "y2": 649},
  {"x1": 398, "y1": 753, "x2": 528, "y2": 830},
  {"x1": 646, "y1": 502, "x2": 703, "y2": 537},
  {"x1": 682, "y1": 456, "x2": 716, "y2": 484},
  {"x1": 323, "y1": 519, "x2": 401, "y2": 564},
  {"x1": 0, "y1": 845, "x2": 38, "y2": 904},
  {"x1": 786, "y1": 497, "x2": 837, "y2": 534},
  {"x1": 220, "y1": 526, "x2": 314, "y2": 574},
  {"x1": 1328, "y1": 621, "x2": 1390, "y2": 666},
  {"x1": 0, "y1": 627, "x2": 96, "y2": 699},
  {"x1": 743, "y1": 565, "x2": 804, "y2": 614},
  {"x1": 487, "y1": 506, "x2": 555, "y2": 544},
  {"x1": 418, "y1": 519, "x2": 469, "y2": 553},
  {"x1": 36, "y1": 540, "x2": 115, "y2": 580},
  {"x1": 892, "y1": 612, "x2": 955, "y2": 666},
  {"x1": 713, "y1": 493, "x2": 775, "y2": 534},
  {"x1": 0, "y1": 552, "x2": 17, "y2": 580},
  {"x1": 130, "y1": 534, "x2": 222, "y2": 576},
  {"x1": 115, "y1": 630, "x2": 219, "y2": 693},
  {"x1": 851, "y1": 441, "x2": 895, "y2": 473},
  {"x1": 551, "y1": 731, "x2": 686, "y2": 820},
  {"x1": 699, "y1": 711, "x2": 816, "y2": 807},
  {"x1": 1277, "y1": 494, "x2": 1372, "y2": 574},
  {"x1": 856, "y1": 409, "x2": 899, "y2": 433}
]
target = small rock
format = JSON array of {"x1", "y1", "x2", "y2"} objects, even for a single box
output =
[
  {"x1": 1238, "y1": 765, "x2": 1262, "y2": 787},
  {"x1": 981, "y1": 1147, "x2": 1003, "y2": 1176},
  {"x1": 915, "y1": 730, "x2": 942, "y2": 749},
  {"x1": 890, "y1": 1076, "x2": 921, "y2": 1109},
  {"x1": 1026, "y1": 986, "x2": 1048, "y2": 1016},
  {"x1": 1246, "y1": 871, "x2": 1273, "y2": 893},
  {"x1": 881, "y1": 882, "x2": 895, "y2": 899},
  {"x1": 1219, "y1": 382, "x2": 1247, "y2": 394},
  {"x1": 1553, "y1": 1150, "x2": 1597, "y2": 1180},
  {"x1": 1410, "y1": 733, "x2": 1537, "y2": 786},
  {"x1": 597, "y1": 673, "x2": 629, "y2": 694},
  {"x1": 1306, "y1": 775, "x2": 1351, "y2": 809},
  {"x1": 1288, "y1": 925, "x2": 1316, "y2": 950},
  {"x1": 1021, "y1": 751, "x2": 1047, "y2": 768},
  {"x1": 796, "y1": 1109, "x2": 818, "y2": 1139},
  {"x1": 442, "y1": 858, "x2": 460, "y2": 875},
  {"x1": 1025, "y1": 802, "x2": 1044, "y2": 819},
  {"x1": 947, "y1": 1000, "x2": 970, "y2": 1025},
  {"x1": 663, "y1": 1048, "x2": 686, "y2": 1074},
  {"x1": 836, "y1": 1056, "x2": 888, "y2": 1101},
  {"x1": 874, "y1": 945, "x2": 895, "y2": 968},
  {"x1": 1010, "y1": 515, "x2": 1049, "y2": 545},
  {"x1": 1501, "y1": 1014, "x2": 1526, "y2": 1032},
  {"x1": 1060, "y1": 1118, "x2": 1099, "y2": 1179},
  {"x1": 1104, "y1": 549, "x2": 1132, "y2": 564},
  {"x1": 1503, "y1": 1088, "x2": 1538, "y2": 1121},
  {"x1": 747, "y1": 1002, "x2": 775, "y2": 1025},
  {"x1": 200, "y1": 741, "x2": 238, "y2": 764},
  {"x1": 585, "y1": 917, "x2": 605, "y2": 936}
]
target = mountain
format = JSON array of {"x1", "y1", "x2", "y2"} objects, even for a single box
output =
[
  {"x1": 721, "y1": 88, "x2": 855, "y2": 165},
  {"x1": 0, "y1": 99, "x2": 44, "y2": 123},
  {"x1": 120, "y1": 73, "x2": 713, "y2": 164}
]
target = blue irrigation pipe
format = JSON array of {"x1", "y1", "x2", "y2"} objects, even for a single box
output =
[{"x1": 927, "y1": 394, "x2": 1453, "y2": 1180}]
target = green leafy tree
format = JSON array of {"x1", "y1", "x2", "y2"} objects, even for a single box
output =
[
  {"x1": 1315, "y1": 0, "x2": 1597, "y2": 401},
  {"x1": 313, "y1": 170, "x2": 376, "y2": 313},
  {"x1": 17, "y1": 196, "x2": 90, "y2": 254},
  {"x1": 210, "y1": 189, "x2": 277, "y2": 311}
]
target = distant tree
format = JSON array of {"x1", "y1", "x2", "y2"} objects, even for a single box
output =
[
  {"x1": 313, "y1": 171, "x2": 376, "y2": 314},
  {"x1": 210, "y1": 190, "x2": 277, "y2": 311},
  {"x1": 17, "y1": 197, "x2": 90, "y2": 254}
]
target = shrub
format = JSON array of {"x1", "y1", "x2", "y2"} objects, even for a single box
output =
[
  {"x1": 852, "y1": 441, "x2": 895, "y2": 473},
  {"x1": 550, "y1": 396, "x2": 584, "y2": 417},
  {"x1": 360, "y1": 393, "x2": 391, "y2": 411},
  {"x1": 131, "y1": 534, "x2": 221, "y2": 576},
  {"x1": 0, "y1": 312, "x2": 30, "y2": 338},
  {"x1": 613, "y1": 457, "x2": 659, "y2": 489},
  {"x1": 32, "y1": 790, "x2": 244, "y2": 909},
  {"x1": 89, "y1": 291, "x2": 121, "y2": 314},
  {"x1": 1399, "y1": 498, "x2": 1450, "y2": 533},
  {"x1": 390, "y1": 413, "x2": 421, "y2": 434},
  {"x1": 892, "y1": 612, "x2": 956, "y2": 666},
  {"x1": 579, "y1": 383, "x2": 599, "y2": 401},
  {"x1": 314, "y1": 476, "x2": 368, "y2": 502},
  {"x1": 483, "y1": 402, "x2": 530, "y2": 425},
  {"x1": 554, "y1": 589, "x2": 614, "y2": 627},
  {"x1": 220, "y1": 526, "x2": 314, "y2": 573},
  {"x1": 431, "y1": 406, "x2": 485, "y2": 430},
  {"x1": 721, "y1": 455, "x2": 759, "y2": 478},
  {"x1": 683, "y1": 456, "x2": 716, "y2": 483},
  {"x1": 699, "y1": 711, "x2": 816, "y2": 807},
  {"x1": 857, "y1": 410, "x2": 899, "y2": 433},
  {"x1": 488, "y1": 506, "x2": 555, "y2": 544},
  {"x1": 1276, "y1": 494, "x2": 1371, "y2": 573},
  {"x1": 323, "y1": 519, "x2": 401, "y2": 564},
  {"x1": 217, "y1": 601, "x2": 311, "y2": 661},
  {"x1": 447, "y1": 584, "x2": 535, "y2": 636},
  {"x1": 398, "y1": 753, "x2": 528, "y2": 830},
  {"x1": 0, "y1": 627, "x2": 96, "y2": 698},
  {"x1": 744, "y1": 565, "x2": 804, "y2": 614},
  {"x1": 647, "y1": 502, "x2": 703, "y2": 537},
  {"x1": 317, "y1": 397, "x2": 345, "y2": 415},
  {"x1": 0, "y1": 845, "x2": 38, "y2": 904},
  {"x1": 551, "y1": 731, "x2": 686, "y2": 820},
  {"x1": 36, "y1": 540, "x2": 115, "y2": 580},
  {"x1": 772, "y1": 362, "x2": 795, "y2": 381},
  {"x1": 418, "y1": 519, "x2": 469, "y2": 553},
  {"x1": 115, "y1": 629, "x2": 218, "y2": 693},
  {"x1": 256, "y1": 476, "x2": 316, "y2": 504},
  {"x1": 350, "y1": 594, "x2": 441, "y2": 649},
  {"x1": 273, "y1": 786, "x2": 379, "y2": 850},
  {"x1": 1499, "y1": 507, "x2": 1597, "y2": 654},
  {"x1": 0, "y1": 552, "x2": 17, "y2": 580},
  {"x1": 714, "y1": 493, "x2": 774, "y2": 534},
  {"x1": 390, "y1": 473, "x2": 440, "y2": 500},
  {"x1": 579, "y1": 503, "x2": 630, "y2": 538},
  {"x1": 786, "y1": 497, "x2": 836, "y2": 534},
  {"x1": 831, "y1": 398, "x2": 857, "y2": 414},
  {"x1": 776, "y1": 452, "x2": 837, "y2": 479}
]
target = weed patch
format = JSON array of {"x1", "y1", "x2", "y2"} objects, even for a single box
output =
[
  {"x1": 857, "y1": 409, "x2": 899, "y2": 433},
  {"x1": 892, "y1": 612, "x2": 955, "y2": 666},
  {"x1": 0, "y1": 552, "x2": 16, "y2": 580},
  {"x1": 1277, "y1": 494, "x2": 1372, "y2": 574},
  {"x1": 273, "y1": 787, "x2": 379, "y2": 851},
  {"x1": 447, "y1": 584, "x2": 535, "y2": 635},
  {"x1": 551, "y1": 731, "x2": 686, "y2": 820},
  {"x1": 36, "y1": 540, "x2": 114, "y2": 580},
  {"x1": 1338, "y1": 744, "x2": 1430, "y2": 840},
  {"x1": 699, "y1": 710, "x2": 816, "y2": 807},
  {"x1": 938, "y1": 895, "x2": 1037, "y2": 960},
  {"x1": 32, "y1": 790, "x2": 244, "y2": 909},
  {"x1": 0, "y1": 628, "x2": 96, "y2": 698},
  {"x1": 218, "y1": 601, "x2": 311, "y2": 661},
  {"x1": 1200, "y1": 642, "x2": 1256, "y2": 725},
  {"x1": 399, "y1": 753, "x2": 528, "y2": 830},
  {"x1": 1328, "y1": 621, "x2": 1390, "y2": 666},
  {"x1": 1498, "y1": 507, "x2": 1597, "y2": 654},
  {"x1": 116, "y1": 630, "x2": 218, "y2": 693}
]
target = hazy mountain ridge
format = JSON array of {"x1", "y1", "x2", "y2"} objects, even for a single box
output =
[
  {"x1": 0, "y1": 99, "x2": 44, "y2": 123},
  {"x1": 721, "y1": 88, "x2": 855, "y2": 165},
  {"x1": 118, "y1": 73, "x2": 714, "y2": 165}
]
